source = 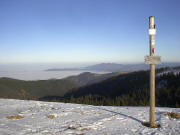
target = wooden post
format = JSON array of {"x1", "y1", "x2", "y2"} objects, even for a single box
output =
[
  {"x1": 144, "y1": 16, "x2": 160, "y2": 128},
  {"x1": 149, "y1": 16, "x2": 156, "y2": 127}
]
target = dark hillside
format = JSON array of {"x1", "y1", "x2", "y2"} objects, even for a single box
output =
[
  {"x1": 65, "y1": 71, "x2": 149, "y2": 98},
  {"x1": 0, "y1": 78, "x2": 79, "y2": 100},
  {"x1": 62, "y1": 68, "x2": 180, "y2": 107},
  {"x1": 64, "y1": 72, "x2": 122, "y2": 86}
]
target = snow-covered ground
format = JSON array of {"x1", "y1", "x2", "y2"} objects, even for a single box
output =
[{"x1": 0, "y1": 99, "x2": 179, "y2": 135}]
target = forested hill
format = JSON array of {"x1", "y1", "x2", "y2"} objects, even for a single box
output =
[
  {"x1": 63, "y1": 68, "x2": 180, "y2": 108},
  {"x1": 0, "y1": 72, "x2": 121, "y2": 100},
  {"x1": 64, "y1": 72, "x2": 122, "y2": 86},
  {"x1": 65, "y1": 71, "x2": 149, "y2": 98},
  {"x1": 0, "y1": 78, "x2": 79, "y2": 100},
  {"x1": 1, "y1": 67, "x2": 180, "y2": 108}
]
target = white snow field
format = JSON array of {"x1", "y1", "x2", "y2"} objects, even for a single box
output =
[{"x1": 0, "y1": 99, "x2": 179, "y2": 135}]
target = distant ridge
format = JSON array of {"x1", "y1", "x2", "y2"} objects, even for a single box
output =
[
  {"x1": 45, "y1": 62, "x2": 180, "y2": 72},
  {"x1": 45, "y1": 68, "x2": 81, "y2": 71},
  {"x1": 84, "y1": 63, "x2": 124, "y2": 71},
  {"x1": 64, "y1": 72, "x2": 123, "y2": 86}
]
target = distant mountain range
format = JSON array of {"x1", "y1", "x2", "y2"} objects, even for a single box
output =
[{"x1": 45, "y1": 62, "x2": 180, "y2": 72}]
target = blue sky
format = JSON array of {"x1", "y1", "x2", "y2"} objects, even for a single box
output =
[{"x1": 0, "y1": 0, "x2": 180, "y2": 64}]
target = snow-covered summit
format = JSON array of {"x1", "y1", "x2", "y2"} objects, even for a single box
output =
[{"x1": 0, "y1": 99, "x2": 179, "y2": 135}]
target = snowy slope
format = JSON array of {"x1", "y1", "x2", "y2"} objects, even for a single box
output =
[{"x1": 0, "y1": 99, "x2": 179, "y2": 135}]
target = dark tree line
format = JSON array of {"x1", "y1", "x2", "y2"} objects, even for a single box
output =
[{"x1": 43, "y1": 69, "x2": 180, "y2": 108}]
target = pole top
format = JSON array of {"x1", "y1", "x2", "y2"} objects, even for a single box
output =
[
  {"x1": 149, "y1": 16, "x2": 155, "y2": 19},
  {"x1": 149, "y1": 16, "x2": 155, "y2": 29},
  {"x1": 149, "y1": 16, "x2": 155, "y2": 22}
]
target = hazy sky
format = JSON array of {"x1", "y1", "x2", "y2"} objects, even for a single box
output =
[{"x1": 0, "y1": 0, "x2": 180, "y2": 64}]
